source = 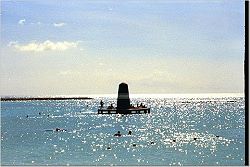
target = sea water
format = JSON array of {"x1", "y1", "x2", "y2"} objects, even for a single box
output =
[{"x1": 1, "y1": 95, "x2": 245, "y2": 165}]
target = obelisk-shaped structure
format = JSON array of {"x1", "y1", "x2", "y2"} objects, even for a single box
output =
[{"x1": 117, "y1": 83, "x2": 130, "y2": 113}]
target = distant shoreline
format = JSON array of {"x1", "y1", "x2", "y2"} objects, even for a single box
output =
[{"x1": 0, "y1": 97, "x2": 93, "y2": 101}]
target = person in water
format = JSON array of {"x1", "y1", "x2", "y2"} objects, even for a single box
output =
[
  {"x1": 114, "y1": 131, "x2": 122, "y2": 137},
  {"x1": 55, "y1": 128, "x2": 66, "y2": 132},
  {"x1": 128, "y1": 130, "x2": 132, "y2": 135}
]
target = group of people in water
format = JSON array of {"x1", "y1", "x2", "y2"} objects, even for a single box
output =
[
  {"x1": 26, "y1": 112, "x2": 50, "y2": 118},
  {"x1": 109, "y1": 130, "x2": 156, "y2": 149},
  {"x1": 26, "y1": 112, "x2": 66, "y2": 132},
  {"x1": 114, "y1": 130, "x2": 132, "y2": 137}
]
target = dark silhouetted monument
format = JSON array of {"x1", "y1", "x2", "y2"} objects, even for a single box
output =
[
  {"x1": 117, "y1": 83, "x2": 130, "y2": 113},
  {"x1": 98, "y1": 82, "x2": 150, "y2": 114}
]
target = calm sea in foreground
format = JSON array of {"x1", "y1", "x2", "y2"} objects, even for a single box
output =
[{"x1": 1, "y1": 94, "x2": 245, "y2": 166}]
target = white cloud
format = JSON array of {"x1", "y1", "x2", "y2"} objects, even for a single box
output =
[
  {"x1": 9, "y1": 40, "x2": 79, "y2": 52},
  {"x1": 8, "y1": 41, "x2": 18, "y2": 47},
  {"x1": 53, "y1": 22, "x2": 66, "y2": 27},
  {"x1": 18, "y1": 19, "x2": 26, "y2": 25}
]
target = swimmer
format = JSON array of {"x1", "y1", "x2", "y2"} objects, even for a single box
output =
[
  {"x1": 128, "y1": 131, "x2": 132, "y2": 135},
  {"x1": 39, "y1": 112, "x2": 41, "y2": 115},
  {"x1": 114, "y1": 131, "x2": 122, "y2": 137},
  {"x1": 55, "y1": 128, "x2": 67, "y2": 132},
  {"x1": 45, "y1": 129, "x2": 53, "y2": 132},
  {"x1": 26, "y1": 115, "x2": 29, "y2": 118}
]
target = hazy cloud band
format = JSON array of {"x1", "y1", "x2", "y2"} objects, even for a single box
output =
[{"x1": 9, "y1": 40, "x2": 79, "y2": 52}]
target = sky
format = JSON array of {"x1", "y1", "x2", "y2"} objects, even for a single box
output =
[{"x1": 0, "y1": 0, "x2": 245, "y2": 96}]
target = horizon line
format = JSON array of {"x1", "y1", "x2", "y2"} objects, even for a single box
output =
[{"x1": 1, "y1": 93, "x2": 244, "y2": 98}]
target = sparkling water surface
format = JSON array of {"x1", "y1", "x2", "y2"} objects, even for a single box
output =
[{"x1": 1, "y1": 95, "x2": 245, "y2": 165}]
